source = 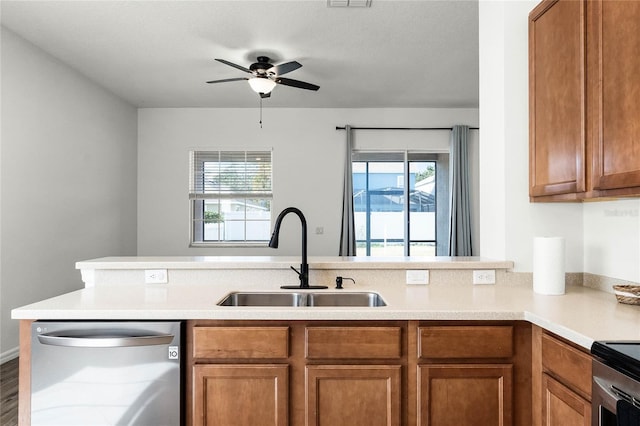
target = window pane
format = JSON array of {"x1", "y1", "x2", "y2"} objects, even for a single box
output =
[
  {"x1": 409, "y1": 161, "x2": 436, "y2": 241},
  {"x1": 200, "y1": 198, "x2": 271, "y2": 242},
  {"x1": 353, "y1": 160, "x2": 405, "y2": 257}
]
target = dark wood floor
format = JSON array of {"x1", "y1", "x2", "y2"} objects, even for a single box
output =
[{"x1": 1, "y1": 357, "x2": 19, "y2": 426}]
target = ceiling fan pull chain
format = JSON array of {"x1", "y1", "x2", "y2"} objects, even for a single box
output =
[{"x1": 259, "y1": 97, "x2": 263, "y2": 128}]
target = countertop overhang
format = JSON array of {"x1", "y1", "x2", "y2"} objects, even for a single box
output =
[{"x1": 74, "y1": 255, "x2": 515, "y2": 270}]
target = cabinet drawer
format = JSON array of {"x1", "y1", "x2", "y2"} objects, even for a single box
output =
[
  {"x1": 418, "y1": 325, "x2": 513, "y2": 359},
  {"x1": 192, "y1": 326, "x2": 289, "y2": 359},
  {"x1": 542, "y1": 333, "x2": 592, "y2": 399},
  {"x1": 305, "y1": 327, "x2": 402, "y2": 359}
]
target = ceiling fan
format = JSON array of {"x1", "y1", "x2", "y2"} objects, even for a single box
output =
[{"x1": 206, "y1": 56, "x2": 320, "y2": 98}]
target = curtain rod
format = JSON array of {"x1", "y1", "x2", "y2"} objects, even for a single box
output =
[{"x1": 335, "y1": 126, "x2": 479, "y2": 131}]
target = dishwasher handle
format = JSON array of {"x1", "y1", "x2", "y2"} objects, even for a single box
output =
[{"x1": 37, "y1": 332, "x2": 175, "y2": 348}]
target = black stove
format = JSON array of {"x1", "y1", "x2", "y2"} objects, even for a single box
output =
[
  {"x1": 592, "y1": 341, "x2": 640, "y2": 383},
  {"x1": 591, "y1": 341, "x2": 640, "y2": 425}
]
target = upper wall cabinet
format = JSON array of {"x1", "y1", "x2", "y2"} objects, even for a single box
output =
[
  {"x1": 588, "y1": 0, "x2": 640, "y2": 196},
  {"x1": 529, "y1": 0, "x2": 586, "y2": 201},
  {"x1": 529, "y1": 0, "x2": 640, "y2": 202}
]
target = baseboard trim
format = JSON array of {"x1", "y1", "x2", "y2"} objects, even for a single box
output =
[{"x1": 1, "y1": 346, "x2": 19, "y2": 364}]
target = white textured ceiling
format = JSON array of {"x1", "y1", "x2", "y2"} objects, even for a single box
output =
[{"x1": 0, "y1": 0, "x2": 479, "y2": 108}]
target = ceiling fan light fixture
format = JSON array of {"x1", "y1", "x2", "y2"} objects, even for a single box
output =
[{"x1": 248, "y1": 77, "x2": 276, "y2": 94}]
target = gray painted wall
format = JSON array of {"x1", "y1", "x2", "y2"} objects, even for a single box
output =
[
  {"x1": 0, "y1": 28, "x2": 138, "y2": 358},
  {"x1": 136, "y1": 108, "x2": 480, "y2": 257}
]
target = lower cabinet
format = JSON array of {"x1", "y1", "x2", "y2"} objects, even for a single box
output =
[
  {"x1": 414, "y1": 323, "x2": 524, "y2": 426},
  {"x1": 532, "y1": 326, "x2": 592, "y2": 426},
  {"x1": 193, "y1": 364, "x2": 288, "y2": 426},
  {"x1": 188, "y1": 320, "x2": 531, "y2": 426},
  {"x1": 417, "y1": 364, "x2": 513, "y2": 426},
  {"x1": 306, "y1": 365, "x2": 402, "y2": 426},
  {"x1": 541, "y1": 374, "x2": 590, "y2": 426}
]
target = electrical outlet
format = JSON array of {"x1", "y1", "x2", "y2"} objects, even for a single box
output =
[
  {"x1": 145, "y1": 269, "x2": 168, "y2": 284},
  {"x1": 473, "y1": 270, "x2": 496, "y2": 285},
  {"x1": 406, "y1": 270, "x2": 429, "y2": 285}
]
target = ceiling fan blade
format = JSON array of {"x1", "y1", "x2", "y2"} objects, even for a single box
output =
[
  {"x1": 260, "y1": 92, "x2": 271, "y2": 99},
  {"x1": 206, "y1": 77, "x2": 249, "y2": 84},
  {"x1": 275, "y1": 77, "x2": 320, "y2": 91},
  {"x1": 272, "y1": 61, "x2": 302, "y2": 76},
  {"x1": 214, "y1": 58, "x2": 252, "y2": 74}
]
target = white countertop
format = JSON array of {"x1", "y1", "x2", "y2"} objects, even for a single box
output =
[
  {"x1": 12, "y1": 278, "x2": 640, "y2": 350},
  {"x1": 75, "y1": 256, "x2": 515, "y2": 270}
]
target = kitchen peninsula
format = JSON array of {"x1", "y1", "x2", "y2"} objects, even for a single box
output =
[{"x1": 13, "y1": 256, "x2": 640, "y2": 425}]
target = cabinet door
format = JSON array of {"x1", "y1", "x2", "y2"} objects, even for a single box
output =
[
  {"x1": 590, "y1": 0, "x2": 640, "y2": 193},
  {"x1": 542, "y1": 374, "x2": 590, "y2": 426},
  {"x1": 306, "y1": 365, "x2": 401, "y2": 426},
  {"x1": 192, "y1": 364, "x2": 288, "y2": 426},
  {"x1": 529, "y1": 0, "x2": 586, "y2": 199},
  {"x1": 417, "y1": 364, "x2": 513, "y2": 426}
]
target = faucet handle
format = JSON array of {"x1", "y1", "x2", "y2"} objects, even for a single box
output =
[{"x1": 290, "y1": 265, "x2": 301, "y2": 276}]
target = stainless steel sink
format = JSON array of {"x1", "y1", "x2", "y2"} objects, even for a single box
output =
[
  {"x1": 217, "y1": 292, "x2": 386, "y2": 307},
  {"x1": 217, "y1": 292, "x2": 305, "y2": 307},
  {"x1": 307, "y1": 292, "x2": 387, "y2": 307}
]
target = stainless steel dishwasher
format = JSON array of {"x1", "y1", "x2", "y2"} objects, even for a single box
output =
[{"x1": 30, "y1": 321, "x2": 183, "y2": 426}]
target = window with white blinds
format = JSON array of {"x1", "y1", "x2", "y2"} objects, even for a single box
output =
[{"x1": 189, "y1": 150, "x2": 272, "y2": 246}]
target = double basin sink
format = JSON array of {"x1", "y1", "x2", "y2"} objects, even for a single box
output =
[{"x1": 217, "y1": 291, "x2": 387, "y2": 307}]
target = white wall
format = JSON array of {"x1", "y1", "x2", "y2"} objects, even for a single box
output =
[
  {"x1": 583, "y1": 200, "x2": 640, "y2": 282},
  {"x1": 0, "y1": 28, "x2": 138, "y2": 358},
  {"x1": 479, "y1": 1, "x2": 639, "y2": 283},
  {"x1": 137, "y1": 108, "x2": 479, "y2": 256}
]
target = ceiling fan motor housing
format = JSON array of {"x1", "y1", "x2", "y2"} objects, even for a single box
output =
[{"x1": 250, "y1": 56, "x2": 274, "y2": 75}]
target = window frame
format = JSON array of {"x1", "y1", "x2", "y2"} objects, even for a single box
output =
[{"x1": 189, "y1": 149, "x2": 273, "y2": 248}]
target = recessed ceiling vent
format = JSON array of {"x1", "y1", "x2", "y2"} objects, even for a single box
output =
[{"x1": 327, "y1": 0, "x2": 372, "y2": 7}]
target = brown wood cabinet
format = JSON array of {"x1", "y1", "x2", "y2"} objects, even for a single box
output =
[
  {"x1": 411, "y1": 322, "x2": 531, "y2": 426},
  {"x1": 529, "y1": 0, "x2": 587, "y2": 200},
  {"x1": 304, "y1": 325, "x2": 404, "y2": 426},
  {"x1": 532, "y1": 326, "x2": 592, "y2": 426},
  {"x1": 541, "y1": 374, "x2": 590, "y2": 426},
  {"x1": 588, "y1": 0, "x2": 640, "y2": 196},
  {"x1": 193, "y1": 364, "x2": 288, "y2": 426},
  {"x1": 188, "y1": 321, "x2": 532, "y2": 426},
  {"x1": 529, "y1": 0, "x2": 640, "y2": 201},
  {"x1": 417, "y1": 364, "x2": 513, "y2": 426},
  {"x1": 187, "y1": 320, "x2": 407, "y2": 426},
  {"x1": 189, "y1": 324, "x2": 291, "y2": 426},
  {"x1": 306, "y1": 365, "x2": 402, "y2": 426}
]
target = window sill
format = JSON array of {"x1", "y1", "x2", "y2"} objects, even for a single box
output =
[{"x1": 189, "y1": 242, "x2": 269, "y2": 249}]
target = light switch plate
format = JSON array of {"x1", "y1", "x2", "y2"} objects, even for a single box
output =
[
  {"x1": 406, "y1": 270, "x2": 429, "y2": 285},
  {"x1": 145, "y1": 269, "x2": 168, "y2": 284}
]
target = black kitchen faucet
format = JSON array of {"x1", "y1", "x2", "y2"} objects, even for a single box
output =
[{"x1": 269, "y1": 207, "x2": 327, "y2": 289}]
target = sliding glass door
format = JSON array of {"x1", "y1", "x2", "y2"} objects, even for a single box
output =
[{"x1": 353, "y1": 152, "x2": 444, "y2": 256}]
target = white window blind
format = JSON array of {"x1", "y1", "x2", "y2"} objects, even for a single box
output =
[{"x1": 189, "y1": 151, "x2": 272, "y2": 198}]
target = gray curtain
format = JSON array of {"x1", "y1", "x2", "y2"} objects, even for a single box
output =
[
  {"x1": 339, "y1": 125, "x2": 356, "y2": 256},
  {"x1": 448, "y1": 124, "x2": 473, "y2": 256}
]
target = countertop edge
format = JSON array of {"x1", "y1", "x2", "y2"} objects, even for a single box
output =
[{"x1": 75, "y1": 256, "x2": 515, "y2": 270}]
